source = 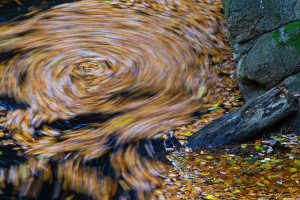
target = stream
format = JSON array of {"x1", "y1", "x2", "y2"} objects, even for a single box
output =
[{"x1": 0, "y1": 0, "x2": 232, "y2": 199}]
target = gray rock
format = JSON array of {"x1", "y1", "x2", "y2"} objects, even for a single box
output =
[
  {"x1": 237, "y1": 28, "x2": 300, "y2": 100},
  {"x1": 283, "y1": 72, "x2": 300, "y2": 132},
  {"x1": 221, "y1": 0, "x2": 300, "y2": 133},
  {"x1": 222, "y1": 0, "x2": 300, "y2": 44}
]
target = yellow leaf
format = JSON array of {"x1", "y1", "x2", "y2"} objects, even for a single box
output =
[
  {"x1": 260, "y1": 164, "x2": 272, "y2": 170},
  {"x1": 66, "y1": 195, "x2": 74, "y2": 200},
  {"x1": 200, "y1": 172, "x2": 210, "y2": 175},
  {"x1": 116, "y1": 117, "x2": 135, "y2": 128},
  {"x1": 294, "y1": 160, "x2": 300, "y2": 166},
  {"x1": 181, "y1": 131, "x2": 191, "y2": 136},
  {"x1": 274, "y1": 138, "x2": 284, "y2": 141},
  {"x1": 211, "y1": 103, "x2": 219, "y2": 108},
  {"x1": 290, "y1": 168, "x2": 297, "y2": 173},
  {"x1": 14, "y1": 0, "x2": 23, "y2": 5}
]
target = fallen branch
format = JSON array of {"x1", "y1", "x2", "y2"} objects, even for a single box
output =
[{"x1": 187, "y1": 87, "x2": 299, "y2": 148}]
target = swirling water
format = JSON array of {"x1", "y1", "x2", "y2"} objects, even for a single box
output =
[{"x1": 0, "y1": 0, "x2": 232, "y2": 199}]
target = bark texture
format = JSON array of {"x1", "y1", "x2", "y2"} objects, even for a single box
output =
[{"x1": 188, "y1": 87, "x2": 299, "y2": 148}]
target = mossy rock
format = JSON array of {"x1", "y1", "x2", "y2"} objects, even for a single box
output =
[
  {"x1": 237, "y1": 30, "x2": 300, "y2": 100},
  {"x1": 272, "y1": 20, "x2": 300, "y2": 52},
  {"x1": 221, "y1": 0, "x2": 300, "y2": 43}
]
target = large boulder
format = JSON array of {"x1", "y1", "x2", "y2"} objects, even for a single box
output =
[
  {"x1": 222, "y1": 0, "x2": 300, "y2": 132},
  {"x1": 238, "y1": 27, "x2": 300, "y2": 100},
  {"x1": 222, "y1": 0, "x2": 300, "y2": 58}
]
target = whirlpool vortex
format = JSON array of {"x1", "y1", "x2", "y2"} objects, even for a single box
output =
[
  {"x1": 0, "y1": 0, "x2": 233, "y2": 194},
  {"x1": 0, "y1": 0, "x2": 232, "y2": 197},
  {"x1": 0, "y1": 0, "x2": 229, "y2": 157}
]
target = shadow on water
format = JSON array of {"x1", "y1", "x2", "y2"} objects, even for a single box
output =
[
  {"x1": 0, "y1": 0, "x2": 80, "y2": 24},
  {"x1": 0, "y1": 95, "x2": 172, "y2": 199}
]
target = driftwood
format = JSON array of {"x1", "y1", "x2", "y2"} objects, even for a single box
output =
[{"x1": 187, "y1": 87, "x2": 299, "y2": 148}]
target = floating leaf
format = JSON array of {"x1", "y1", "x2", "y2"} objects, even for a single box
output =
[
  {"x1": 275, "y1": 138, "x2": 285, "y2": 141},
  {"x1": 0, "y1": 37, "x2": 21, "y2": 46},
  {"x1": 49, "y1": 58, "x2": 64, "y2": 66},
  {"x1": 116, "y1": 117, "x2": 135, "y2": 128},
  {"x1": 14, "y1": 0, "x2": 23, "y2": 5}
]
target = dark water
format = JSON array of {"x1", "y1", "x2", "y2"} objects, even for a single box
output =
[
  {"x1": 0, "y1": 0, "x2": 79, "y2": 23},
  {"x1": 0, "y1": 97, "x2": 169, "y2": 199}
]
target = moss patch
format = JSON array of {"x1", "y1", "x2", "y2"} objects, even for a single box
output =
[
  {"x1": 272, "y1": 20, "x2": 300, "y2": 52},
  {"x1": 273, "y1": 12, "x2": 281, "y2": 23}
]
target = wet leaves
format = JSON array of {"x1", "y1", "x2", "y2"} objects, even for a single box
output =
[
  {"x1": 255, "y1": 145, "x2": 264, "y2": 150},
  {"x1": 156, "y1": 132, "x2": 300, "y2": 199}
]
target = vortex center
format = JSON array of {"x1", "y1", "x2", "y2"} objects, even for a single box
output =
[
  {"x1": 80, "y1": 61, "x2": 108, "y2": 74},
  {"x1": 71, "y1": 60, "x2": 114, "y2": 78}
]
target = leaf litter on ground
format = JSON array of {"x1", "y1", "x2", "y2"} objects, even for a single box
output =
[{"x1": 155, "y1": 131, "x2": 299, "y2": 199}]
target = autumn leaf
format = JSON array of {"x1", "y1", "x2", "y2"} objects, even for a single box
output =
[{"x1": 255, "y1": 145, "x2": 264, "y2": 150}]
